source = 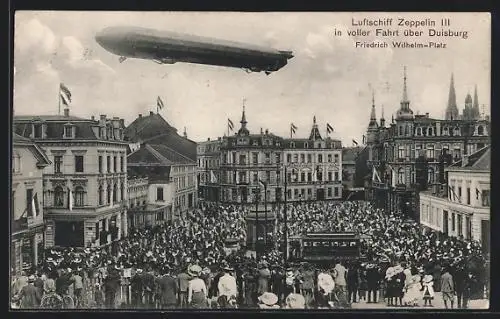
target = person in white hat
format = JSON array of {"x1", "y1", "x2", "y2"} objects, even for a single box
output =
[
  {"x1": 317, "y1": 269, "x2": 335, "y2": 308},
  {"x1": 217, "y1": 265, "x2": 237, "y2": 305},
  {"x1": 258, "y1": 292, "x2": 280, "y2": 309},
  {"x1": 284, "y1": 293, "x2": 306, "y2": 309},
  {"x1": 187, "y1": 264, "x2": 208, "y2": 309}
]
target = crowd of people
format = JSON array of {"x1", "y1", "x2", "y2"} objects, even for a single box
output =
[{"x1": 10, "y1": 201, "x2": 488, "y2": 310}]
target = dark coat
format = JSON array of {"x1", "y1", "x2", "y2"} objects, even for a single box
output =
[
  {"x1": 347, "y1": 268, "x2": 359, "y2": 288},
  {"x1": 157, "y1": 275, "x2": 178, "y2": 305},
  {"x1": 19, "y1": 284, "x2": 42, "y2": 309},
  {"x1": 366, "y1": 268, "x2": 379, "y2": 289}
]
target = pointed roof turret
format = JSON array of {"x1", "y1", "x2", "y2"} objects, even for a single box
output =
[
  {"x1": 368, "y1": 90, "x2": 378, "y2": 128},
  {"x1": 472, "y1": 85, "x2": 480, "y2": 119},
  {"x1": 237, "y1": 99, "x2": 250, "y2": 136},
  {"x1": 445, "y1": 73, "x2": 459, "y2": 120},
  {"x1": 309, "y1": 115, "x2": 323, "y2": 140},
  {"x1": 396, "y1": 66, "x2": 414, "y2": 120}
]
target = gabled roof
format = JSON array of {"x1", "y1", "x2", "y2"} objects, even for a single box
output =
[
  {"x1": 12, "y1": 133, "x2": 51, "y2": 166},
  {"x1": 448, "y1": 146, "x2": 490, "y2": 171},
  {"x1": 127, "y1": 143, "x2": 195, "y2": 166},
  {"x1": 124, "y1": 112, "x2": 197, "y2": 161}
]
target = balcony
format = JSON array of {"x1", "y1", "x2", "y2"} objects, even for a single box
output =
[{"x1": 12, "y1": 217, "x2": 28, "y2": 233}]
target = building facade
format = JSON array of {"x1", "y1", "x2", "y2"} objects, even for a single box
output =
[
  {"x1": 419, "y1": 146, "x2": 490, "y2": 253},
  {"x1": 127, "y1": 143, "x2": 197, "y2": 222},
  {"x1": 14, "y1": 109, "x2": 129, "y2": 248},
  {"x1": 11, "y1": 134, "x2": 51, "y2": 275},
  {"x1": 127, "y1": 176, "x2": 174, "y2": 229},
  {"x1": 365, "y1": 68, "x2": 491, "y2": 220},
  {"x1": 283, "y1": 116, "x2": 343, "y2": 202},
  {"x1": 197, "y1": 138, "x2": 222, "y2": 202}
]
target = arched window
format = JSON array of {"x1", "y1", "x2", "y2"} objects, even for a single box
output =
[
  {"x1": 428, "y1": 127, "x2": 433, "y2": 136},
  {"x1": 54, "y1": 186, "x2": 64, "y2": 207},
  {"x1": 477, "y1": 125, "x2": 484, "y2": 136},
  {"x1": 75, "y1": 186, "x2": 85, "y2": 207},
  {"x1": 428, "y1": 167, "x2": 435, "y2": 184},
  {"x1": 99, "y1": 185, "x2": 104, "y2": 205},
  {"x1": 404, "y1": 125, "x2": 409, "y2": 136},
  {"x1": 443, "y1": 127, "x2": 449, "y2": 136},
  {"x1": 12, "y1": 152, "x2": 21, "y2": 173},
  {"x1": 121, "y1": 184, "x2": 125, "y2": 201},
  {"x1": 113, "y1": 184, "x2": 118, "y2": 202},
  {"x1": 107, "y1": 184, "x2": 112, "y2": 204},
  {"x1": 398, "y1": 168, "x2": 405, "y2": 185},
  {"x1": 399, "y1": 126, "x2": 403, "y2": 136},
  {"x1": 453, "y1": 127, "x2": 461, "y2": 136}
]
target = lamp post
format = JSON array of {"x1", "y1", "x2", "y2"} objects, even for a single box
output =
[
  {"x1": 259, "y1": 179, "x2": 269, "y2": 248},
  {"x1": 255, "y1": 189, "x2": 260, "y2": 258},
  {"x1": 283, "y1": 165, "x2": 288, "y2": 264}
]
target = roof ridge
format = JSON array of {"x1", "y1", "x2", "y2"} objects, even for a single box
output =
[
  {"x1": 149, "y1": 143, "x2": 195, "y2": 163},
  {"x1": 145, "y1": 144, "x2": 172, "y2": 164}
]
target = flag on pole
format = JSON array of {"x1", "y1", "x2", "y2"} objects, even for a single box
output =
[
  {"x1": 210, "y1": 171, "x2": 217, "y2": 183},
  {"x1": 228, "y1": 118, "x2": 234, "y2": 131},
  {"x1": 326, "y1": 123, "x2": 334, "y2": 134},
  {"x1": 60, "y1": 83, "x2": 72, "y2": 106},
  {"x1": 352, "y1": 139, "x2": 358, "y2": 146},
  {"x1": 68, "y1": 188, "x2": 74, "y2": 211},
  {"x1": 157, "y1": 96, "x2": 165, "y2": 111},
  {"x1": 290, "y1": 123, "x2": 297, "y2": 137},
  {"x1": 387, "y1": 164, "x2": 396, "y2": 187},
  {"x1": 259, "y1": 179, "x2": 266, "y2": 188},
  {"x1": 362, "y1": 135, "x2": 366, "y2": 144},
  {"x1": 31, "y1": 193, "x2": 38, "y2": 217}
]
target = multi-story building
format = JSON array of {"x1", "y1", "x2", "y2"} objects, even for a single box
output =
[
  {"x1": 283, "y1": 116, "x2": 343, "y2": 202},
  {"x1": 419, "y1": 146, "x2": 490, "y2": 253},
  {"x1": 11, "y1": 134, "x2": 51, "y2": 275},
  {"x1": 197, "y1": 138, "x2": 222, "y2": 202},
  {"x1": 341, "y1": 146, "x2": 367, "y2": 200},
  {"x1": 219, "y1": 107, "x2": 284, "y2": 205},
  {"x1": 13, "y1": 108, "x2": 129, "y2": 248},
  {"x1": 126, "y1": 175, "x2": 174, "y2": 229},
  {"x1": 365, "y1": 68, "x2": 491, "y2": 219},
  {"x1": 127, "y1": 143, "x2": 196, "y2": 220}
]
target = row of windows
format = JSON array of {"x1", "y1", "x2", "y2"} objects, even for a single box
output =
[
  {"x1": 174, "y1": 175, "x2": 195, "y2": 190},
  {"x1": 51, "y1": 154, "x2": 125, "y2": 174},
  {"x1": 448, "y1": 184, "x2": 490, "y2": 207},
  {"x1": 398, "y1": 125, "x2": 463, "y2": 137},
  {"x1": 30, "y1": 123, "x2": 124, "y2": 140},
  {"x1": 289, "y1": 187, "x2": 341, "y2": 198},
  {"x1": 396, "y1": 145, "x2": 462, "y2": 160},
  {"x1": 421, "y1": 207, "x2": 473, "y2": 240},
  {"x1": 49, "y1": 184, "x2": 125, "y2": 208},
  {"x1": 286, "y1": 153, "x2": 339, "y2": 164}
]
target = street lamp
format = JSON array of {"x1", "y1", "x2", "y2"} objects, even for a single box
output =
[
  {"x1": 254, "y1": 189, "x2": 260, "y2": 257},
  {"x1": 259, "y1": 179, "x2": 268, "y2": 248}
]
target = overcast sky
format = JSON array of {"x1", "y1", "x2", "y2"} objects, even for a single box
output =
[{"x1": 13, "y1": 11, "x2": 490, "y2": 144}]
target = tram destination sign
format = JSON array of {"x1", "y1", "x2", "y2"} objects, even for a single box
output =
[{"x1": 301, "y1": 233, "x2": 360, "y2": 259}]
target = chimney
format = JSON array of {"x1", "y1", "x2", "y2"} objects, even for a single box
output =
[
  {"x1": 218, "y1": 137, "x2": 221, "y2": 141},
  {"x1": 208, "y1": 138, "x2": 210, "y2": 141},
  {"x1": 150, "y1": 111, "x2": 154, "y2": 116},
  {"x1": 425, "y1": 112, "x2": 429, "y2": 118},
  {"x1": 120, "y1": 119, "x2": 124, "y2": 128},
  {"x1": 91, "y1": 115, "x2": 95, "y2": 121},
  {"x1": 63, "y1": 108, "x2": 70, "y2": 117},
  {"x1": 138, "y1": 114, "x2": 142, "y2": 118},
  {"x1": 265, "y1": 129, "x2": 269, "y2": 135}
]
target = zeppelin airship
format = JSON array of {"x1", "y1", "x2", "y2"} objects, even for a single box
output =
[{"x1": 95, "y1": 26, "x2": 294, "y2": 74}]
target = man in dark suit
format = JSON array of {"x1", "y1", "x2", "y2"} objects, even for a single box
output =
[
  {"x1": 346, "y1": 262, "x2": 359, "y2": 303},
  {"x1": 453, "y1": 264, "x2": 466, "y2": 309},
  {"x1": 463, "y1": 271, "x2": 477, "y2": 309},
  {"x1": 156, "y1": 266, "x2": 178, "y2": 309},
  {"x1": 177, "y1": 267, "x2": 191, "y2": 308},
  {"x1": 142, "y1": 266, "x2": 156, "y2": 308},
  {"x1": 130, "y1": 268, "x2": 144, "y2": 308},
  {"x1": 366, "y1": 264, "x2": 380, "y2": 303},
  {"x1": 18, "y1": 275, "x2": 42, "y2": 309}
]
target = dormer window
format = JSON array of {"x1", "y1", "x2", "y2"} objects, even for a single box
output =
[
  {"x1": 63, "y1": 123, "x2": 75, "y2": 139},
  {"x1": 304, "y1": 142, "x2": 309, "y2": 148},
  {"x1": 32, "y1": 123, "x2": 44, "y2": 138},
  {"x1": 290, "y1": 142, "x2": 295, "y2": 148},
  {"x1": 477, "y1": 125, "x2": 485, "y2": 136},
  {"x1": 442, "y1": 127, "x2": 449, "y2": 136},
  {"x1": 428, "y1": 127, "x2": 434, "y2": 136},
  {"x1": 453, "y1": 127, "x2": 461, "y2": 136},
  {"x1": 276, "y1": 141, "x2": 281, "y2": 147}
]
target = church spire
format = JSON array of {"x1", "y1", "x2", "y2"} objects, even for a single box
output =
[
  {"x1": 402, "y1": 66, "x2": 409, "y2": 103},
  {"x1": 445, "y1": 73, "x2": 459, "y2": 120},
  {"x1": 380, "y1": 104, "x2": 385, "y2": 127},
  {"x1": 472, "y1": 84, "x2": 480, "y2": 119},
  {"x1": 368, "y1": 90, "x2": 378, "y2": 128},
  {"x1": 237, "y1": 98, "x2": 250, "y2": 136},
  {"x1": 309, "y1": 115, "x2": 322, "y2": 140}
]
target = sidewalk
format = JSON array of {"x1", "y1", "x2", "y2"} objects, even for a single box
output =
[{"x1": 351, "y1": 292, "x2": 489, "y2": 310}]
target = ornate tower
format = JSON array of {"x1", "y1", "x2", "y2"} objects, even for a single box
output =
[
  {"x1": 395, "y1": 66, "x2": 414, "y2": 120},
  {"x1": 380, "y1": 104, "x2": 386, "y2": 128},
  {"x1": 445, "y1": 73, "x2": 459, "y2": 120},
  {"x1": 308, "y1": 115, "x2": 323, "y2": 140},
  {"x1": 472, "y1": 85, "x2": 481, "y2": 119},
  {"x1": 237, "y1": 102, "x2": 250, "y2": 136},
  {"x1": 463, "y1": 92, "x2": 473, "y2": 120}
]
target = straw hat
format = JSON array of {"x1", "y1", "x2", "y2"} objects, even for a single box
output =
[
  {"x1": 317, "y1": 273, "x2": 335, "y2": 294},
  {"x1": 285, "y1": 293, "x2": 306, "y2": 309},
  {"x1": 28, "y1": 275, "x2": 35, "y2": 282},
  {"x1": 393, "y1": 265, "x2": 404, "y2": 274},
  {"x1": 258, "y1": 292, "x2": 279, "y2": 306},
  {"x1": 423, "y1": 275, "x2": 433, "y2": 283},
  {"x1": 385, "y1": 267, "x2": 395, "y2": 279},
  {"x1": 188, "y1": 264, "x2": 202, "y2": 277}
]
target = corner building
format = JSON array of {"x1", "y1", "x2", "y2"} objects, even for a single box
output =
[
  {"x1": 366, "y1": 68, "x2": 491, "y2": 220},
  {"x1": 14, "y1": 108, "x2": 129, "y2": 248}
]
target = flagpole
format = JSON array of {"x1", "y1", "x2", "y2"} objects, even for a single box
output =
[{"x1": 58, "y1": 85, "x2": 61, "y2": 115}]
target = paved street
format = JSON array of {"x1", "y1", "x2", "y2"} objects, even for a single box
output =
[{"x1": 351, "y1": 292, "x2": 488, "y2": 310}]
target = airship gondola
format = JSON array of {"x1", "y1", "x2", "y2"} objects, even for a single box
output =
[{"x1": 95, "y1": 26, "x2": 293, "y2": 74}]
